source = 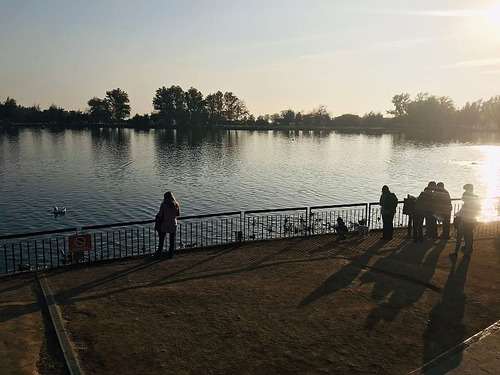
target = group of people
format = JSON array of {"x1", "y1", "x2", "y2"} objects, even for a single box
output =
[
  {"x1": 412, "y1": 181, "x2": 453, "y2": 243},
  {"x1": 155, "y1": 182, "x2": 481, "y2": 260},
  {"x1": 379, "y1": 182, "x2": 481, "y2": 257}
]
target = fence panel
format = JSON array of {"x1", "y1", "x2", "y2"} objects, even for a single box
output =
[{"x1": 0, "y1": 197, "x2": 498, "y2": 276}]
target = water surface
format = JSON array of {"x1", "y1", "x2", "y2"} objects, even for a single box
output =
[{"x1": 1, "y1": 127, "x2": 499, "y2": 236}]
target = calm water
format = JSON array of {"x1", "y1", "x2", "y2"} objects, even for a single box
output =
[{"x1": 1, "y1": 127, "x2": 499, "y2": 237}]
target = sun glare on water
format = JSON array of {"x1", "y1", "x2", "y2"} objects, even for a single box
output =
[{"x1": 477, "y1": 146, "x2": 500, "y2": 222}]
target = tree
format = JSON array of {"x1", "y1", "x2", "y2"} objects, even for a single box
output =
[
  {"x1": 153, "y1": 85, "x2": 187, "y2": 126},
  {"x1": 279, "y1": 109, "x2": 296, "y2": 126},
  {"x1": 87, "y1": 97, "x2": 111, "y2": 124},
  {"x1": 205, "y1": 91, "x2": 224, "y2": 125},
  {"x1": 185, "y1": 87, "x2": 205, "y2": 126},
  {"x1": 223, "y1": 92, "x2": 249, "y2": 122},
  {"x1": 0, "y1": 97, "x2": 18, "y2": 122},
  {"x1": 406, "y1": 93, "x2": 455, "y2": 128},
  {"x1": 45, "y1": 104, "x2": 66, "y2": 124},
  {"x1": 480, "y1": 96, "x2": 500, "y2": 129},
  {"x1": 105, "y1": 88, "x2": 131, "y2": 123},
  {"x1": 332, "y1": 114, "x2": 362, "y2": 127},
  {"x1": 387, "y1": 93, "x2": 411, "y2": 124},
  {"x1": 303, "y1": 105, "x2": 331, "y2": 127},
  {"x1": 67, "y1": 110, "x2": 87, "y2": 125},
  {"x1": 455, "y1": 101, "x2": 481, "y2": 128},
  {"x1": 362, "y1": 112, "x2": 385, "y2": 128},
  {"x1": 255, "y1": 115, "x2": 269, "y2": 127}
]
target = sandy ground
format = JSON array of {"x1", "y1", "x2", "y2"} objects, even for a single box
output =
[{"x1": 1, "y1": 227, "x2": 499, "y2": 374}]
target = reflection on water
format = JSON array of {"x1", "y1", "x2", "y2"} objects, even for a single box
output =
[
  {"x1": 0, "y1": 127, "x2": 498, "y2": 236},
  {"x1": 476, "y1": 145, "x2": 500, "y2": 222}
]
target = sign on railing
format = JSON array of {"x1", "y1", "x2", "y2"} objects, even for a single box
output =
[{"x1": 1, "y1": 197, "x2": 498, "y2": 276}]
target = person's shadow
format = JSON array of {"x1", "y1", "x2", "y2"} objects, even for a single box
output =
[
  {"x1": 362, "y1": 239, "x2": 446, "y2": 330},
  {"x1": 298, "y1": 239, "x2": 388, "y2": 307},
  {"x1": 421, "y1": 255, "x2": 471, "y2": 371}
]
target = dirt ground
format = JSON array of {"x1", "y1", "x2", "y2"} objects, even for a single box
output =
[
  {"x1": 1, "y1": 227, "x2": 500, "y2": 374},
  {"x1": 0, "y1": 273, "x2": 67, "y2": 375}
]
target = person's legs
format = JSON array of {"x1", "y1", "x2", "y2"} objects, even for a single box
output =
[
  {"x1": 413, "y1": 213, "x2": 423, "y2": 242},
  {"x1": 167, "y1": 232, "x2": 176, "y2": 258},
  {"x1": 426, "y1": 215, "x2": 438, "y2": 238},
  {"x1": 381, "y1": 214, "x2": 389, "y2": 239},
  {"x1": 454, "y1": 222, "x2": 464, "y2": 254},
  {"x1": 155, "y1": 232, "x2": 166, "y2": 257},
  {"x1": 441, "y1": 213, "x2": 451, "y2": 239},
  {"x1": 388, "y1": 213, "x2": 395, "y2": 239},
  {"x1": 463, "y1": 223, "x2": 474, "y2": 255},
  {"x1": 382, "y1": 213, "x2": 395, "y2": 239}
]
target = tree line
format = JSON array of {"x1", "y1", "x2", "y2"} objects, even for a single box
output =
[{"x1": 1, "y1": 86, "x2": 499, "y2": 130}]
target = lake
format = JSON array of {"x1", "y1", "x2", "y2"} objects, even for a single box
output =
[{"x1": 1, "y1": 127, "x2": 499, "y2": 237}]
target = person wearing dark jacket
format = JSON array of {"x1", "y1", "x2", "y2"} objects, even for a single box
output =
[
  {"x1": 412, "y1": 191, "x2": 427, "y2": 242},
  {"x1": 379, "y1": 185, "x2": 398, "y2": 240},
  {"x1": 435, "y1": 182, "x2": 452, "y2": 239},
  {"x1": 154, "y1": 191, "x2": 181, "y2": 259},
  {"x1": 424, "y1": 181, "x2": 438, "y2": 239},
  {"x1": 452, "y1": 184, "x2": 480, "y2": 257}
]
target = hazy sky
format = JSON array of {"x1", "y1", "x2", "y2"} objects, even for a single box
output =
[{"x1": 1, "y1": 0, "x2": 500, "y2": 117}]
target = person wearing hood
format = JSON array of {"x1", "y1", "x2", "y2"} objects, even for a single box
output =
[
  {"x1": 435, "y1": 182, "x2": 452, "y2": 239},
  {"x1": 452, "y1": 184, "x2": 480, "y2": 257}
]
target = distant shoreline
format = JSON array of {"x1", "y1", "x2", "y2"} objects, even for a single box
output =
[{"x1": 1, "y1": 122, "x2": 498, "y2": 133}]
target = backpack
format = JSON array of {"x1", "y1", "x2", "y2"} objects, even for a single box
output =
[{"x1": 387, "y1": 193, "x2": 398, "y2": 211}]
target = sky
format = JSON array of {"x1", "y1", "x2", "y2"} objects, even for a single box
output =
[{"x1": 1, "y1": 0, "x2": 500, "y2": 118}]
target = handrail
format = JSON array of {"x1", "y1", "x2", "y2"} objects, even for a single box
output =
[
  {"x1": 0, "y1": 227, "x2": 77, "y2": 241},
  {"x1": 310, "y1": 202, "x2": 368, "y2": 210},
  {"x1": 0, "y1": 197, "x2": 496, "y2": 241},
  {"x1": 245, "y1": 207, "x2": 308, "y2": 215}
]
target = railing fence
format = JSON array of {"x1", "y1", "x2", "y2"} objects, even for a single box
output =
[{"x1": 1, "y1": 198, "x2": 498, "y2": 275}]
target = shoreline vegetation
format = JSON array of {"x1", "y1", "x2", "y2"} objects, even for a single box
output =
[
  {"x1": 1, "y1": 87, "x2": 499, "y2": 132},
  {"x1": 1, "y1": 122, "x2": 499, "y2": 134}
]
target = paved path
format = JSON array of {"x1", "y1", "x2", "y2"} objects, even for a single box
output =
[{"x1": 412, "y1": 320, "x2": 500, "y2": 374}]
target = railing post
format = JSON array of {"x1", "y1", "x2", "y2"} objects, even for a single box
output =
[
  {"x1": 305, "y1": 207, "x2": 310, "y2": 237},
  {"x1": 240, "y1": 211, "x2": 245, "y2": 243},
  {"x1": 368, "y1": 203, "x2": 373, "y2": 229}
]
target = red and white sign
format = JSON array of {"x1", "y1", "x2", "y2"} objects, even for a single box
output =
[{"x1": 68, "y1": 234, "x2": 92, "y2": 253}]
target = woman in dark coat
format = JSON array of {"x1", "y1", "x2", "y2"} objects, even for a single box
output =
[
  {"x1": 154, "y1": 191, "x2": 180, "y2": 259},
  {"x1": 379, "y1": 185, "x2": 397, "y2": 240}
]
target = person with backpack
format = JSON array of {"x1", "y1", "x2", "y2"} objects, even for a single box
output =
[
  {"x1": 424, "y1": 181, "x2": 438, "y2": 239},
  {"x1": 435, "y1": 182, "x2": 452, "y2": 239},
  {"x1": 379, "y1": 185, "x2": 398, "y2": 240},
  {"x1": 412, "y1": 190, "x2": 428, "y2": 243}
]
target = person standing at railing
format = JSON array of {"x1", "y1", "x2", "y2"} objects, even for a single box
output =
[
  {"x1": 423, "y1": 181, "x2": 438, "y2": 239},
  {"x1": 452, "y1": 184, "x2": 480, "y2": 257},
  {"x1": 412, "y1": 190, "x2": 427, "y2": 243},
  {"x1": 154, "y1": 191, "x2": 181, "y2": 259},
  {"x1": 435, "y1": 182, "x2": 452, "y2": 239},
  {"x1": 379, "y1": 185, "x2": 398, "y2": 240}
]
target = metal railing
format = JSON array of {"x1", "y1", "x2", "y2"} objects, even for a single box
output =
[{"x1": 1, "y1": 197, "x2": 498, "y2": 275}]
